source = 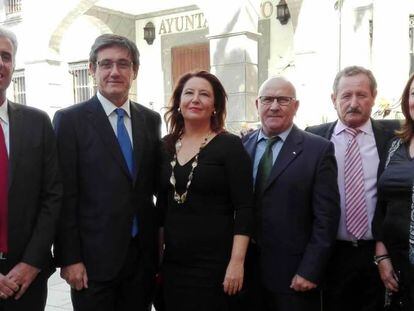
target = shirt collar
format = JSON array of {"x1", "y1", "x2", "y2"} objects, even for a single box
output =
[
  {"x1": 97, "y1": 91, "x2": 131, "y2": 118},
  {"x1": 0, "y1": 99, "x2": 8, "y2": 125},
  {"x1": 334, "y1": 118, "x2": 374, "y2": 136},
  {"x1": 257, "y1": 124, "x2": 293, "y2": 143}
]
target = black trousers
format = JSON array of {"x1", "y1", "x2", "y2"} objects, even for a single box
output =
[
  {"x1": 71, "y1": 238, "x2": 154, "y2": 311},
  {"x1": 322, "y1": 240, "x2": 384, "y2": 311},
  {"x1": 240, "y1": 243, "x2": 320, "y2": 311},
  {"x1": 0, "y1": 269, "x2": 48, "y2": 311},
  {"x1": 263, "y1": 289, "x2": 321, "y2": 311}
]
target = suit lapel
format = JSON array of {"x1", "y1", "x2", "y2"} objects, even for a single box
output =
[
  {"x1": 243, "y1": 130, "x2": 259, "y2": 161},
  {"x1": 7, "y1": 101, "x2": 22, "y2": 190},
  {"x1": 86, "y1": 96, "x2": 131, "y2": 179},
  {"x1": 325, "y1": 121, "x2": 337, "y2": 140},
  {"x1": 130, "y1": 102, "x2": 147, "y2": 183},
  {"x1": 265, "y1": 125, "x2": 303, "y2": 190},
  {"x1": 371, "y1": 119, "x2": 390, "y2": 178},
  {"x1": 371, "y1": 119, "x2": 387, "y2": 158}
]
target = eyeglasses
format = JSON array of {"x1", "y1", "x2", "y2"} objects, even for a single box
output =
[
  {"x1": 259, "y1": 96, "x2": 295, "y2": 106},
  {"x1": 96, "y1": 59, "x2": 133, "y2": 70},
  {"x1": 0, "y1": 52, "x2": 12, "y2": 64}
]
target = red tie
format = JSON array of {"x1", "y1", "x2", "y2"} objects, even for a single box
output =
[
  {"x1": 344, "y1": 128, "x2": 368, "y2": 239},
  {"x1": 0, "y1": 122, "x2": 8, "y2": 253}
]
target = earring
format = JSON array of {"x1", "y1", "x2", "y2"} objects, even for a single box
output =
[
  {"x1": 212, "y1": 110, "x2": 217, "y2": 115},
  {"x1": 178, "y1": 107, "x2": 181, "y2": 113}
]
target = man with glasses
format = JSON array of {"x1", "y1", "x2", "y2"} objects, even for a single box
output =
[
  {"x1": 306, "y1": 66, "x2": 400, "y2": 311},
  {"x1": 242, "y1": 76, "x2": 340, "y2": 311},
  {"x1": 53, "y1": 34, "x2": 161, "y2": 311}
]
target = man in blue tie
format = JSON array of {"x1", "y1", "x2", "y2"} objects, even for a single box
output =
[{"x1": 53, "y1": 34, "x2": 161, "y2": 311}]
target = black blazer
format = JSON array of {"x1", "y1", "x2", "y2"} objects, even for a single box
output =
[
  {"x1": 53, "y1": 96, "x2": 161, "y2": 281},
  {"x1": 305, "y1": 119, "x2": 400, "y2": 180},
  {"x1": 242, "y1": 125, "x2": 340, "y2": 293},
  {"x1": 3, "y1": 101, "x2": 61, "y2": 274}
]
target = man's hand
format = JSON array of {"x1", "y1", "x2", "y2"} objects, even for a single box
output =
[
  {"x1": 0, "y1": 273, "x2": 19, "y2": 299},
  {"x1": 61, "y1": 262, "x2": 88, "y2": 291},
  {"x1": 6, "y1": 262, "x2": 40, "y2": 299},
  {"x1": 290, "y1": 274, "x2": 317, "y2": 292}
]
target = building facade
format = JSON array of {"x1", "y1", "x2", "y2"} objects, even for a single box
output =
[{"x1": 0, "y1": 0, "x2": 412, "y2": 132}]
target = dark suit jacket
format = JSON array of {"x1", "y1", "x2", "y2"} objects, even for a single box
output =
[
  {"x1": 242, "y1": 125, "x2": 340, "y2": 293},
  {"x1": 2, "y1": 101, "x2": 61, "y2": 275},
  {"x1": 305, "y1": 119, "x2": 400, "y2": 180},
  {"x1": 53, "y1": 95, "x2": 161, "y2": 282},
  {"x1": 306, "y1": 119, "x2": 401, "y2": 245}
]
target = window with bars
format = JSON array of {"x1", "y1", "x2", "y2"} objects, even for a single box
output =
[
  {"x1": 69, "y1": 62, "x2": 95, "y2": 104},
  {"x1": 12, "y1": 69, "x2": 26, "y2": 105},
  {"x1": 4, "y1": 0, "x2": 22, "y2": 15}
]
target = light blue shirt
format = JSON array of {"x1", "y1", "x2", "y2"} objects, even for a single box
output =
[{"x1": 253, "y1": 125, "x2": 293, "y2": 183}]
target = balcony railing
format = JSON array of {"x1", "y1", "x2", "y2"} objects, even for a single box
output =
[{"x1": 5, "y1": 0, "x2": 21, "y2": 15}]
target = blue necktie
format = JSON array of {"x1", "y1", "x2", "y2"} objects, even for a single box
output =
[{"x1": 115, "y1": 108, "x2": 138, "y2": 237}]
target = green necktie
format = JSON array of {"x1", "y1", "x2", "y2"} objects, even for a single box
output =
[{"x1": 255, "y1": 136, "x2": 279, "y2": 196}]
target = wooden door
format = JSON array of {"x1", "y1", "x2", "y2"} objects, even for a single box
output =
[{"x1": 171, "y1": 43, "x2": 210, "y2": 87}]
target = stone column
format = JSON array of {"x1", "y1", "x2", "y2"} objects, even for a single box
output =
[{"x1": 202, "y1": 1, "x2": 260, "y2": 133}]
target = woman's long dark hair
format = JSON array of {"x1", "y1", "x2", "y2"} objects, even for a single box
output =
[
  {"x1": 397, "y1": 73, "x2": 414, "y2": 143},
  {"x1": 164, "y1": 70, "x2": 227, "y2": 154}
]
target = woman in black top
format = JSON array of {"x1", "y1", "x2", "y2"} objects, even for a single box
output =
[
  {"x1": 157, "y1": 71, "x2": 253, "y2": 311},
  {"x1": 373, "y1": 74, "x2": 414, "y2": 309}
]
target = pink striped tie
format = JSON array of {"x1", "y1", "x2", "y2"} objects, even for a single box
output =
[{"x1": 344, "y1": 128, "x2": 368, "y2": 239}]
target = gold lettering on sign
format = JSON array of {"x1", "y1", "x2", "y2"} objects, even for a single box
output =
[
  {"x1": 185, "y1": 15, "x2": 194, "y2": 31},
  {"x1": 158, "y1": 12, "x2": 208, "y2": 35},
  {"x1": 176, "y1": 16, "x2": 184, "y2": 31},
  {"x1": 166, "y1": 18, "x2": 174, "y2": 33}
]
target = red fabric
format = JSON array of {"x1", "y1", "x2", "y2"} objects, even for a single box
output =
[{"x1": 0, "y1": 124, "x2": 8, "y2": 253}]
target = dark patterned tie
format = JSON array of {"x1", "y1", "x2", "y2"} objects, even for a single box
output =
[
  {"x1": 255, "y1": 136, "x2": 279, "y2": 196},
  {"x1": 0, "y1": 123, "x2": 8, "y2": 253}
]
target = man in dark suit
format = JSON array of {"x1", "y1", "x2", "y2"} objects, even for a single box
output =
[
  {"x1": 306, "y1": 66, "x2": 400, "y2": 311},
  {"x1": 0, "y1": 27, "x2": 62, "y2": 311},
  {"x1": 53, "y1": 34, "x2": 161, "y2": 311},
  {"x1": 242, "y1": 77, "x2": 340, "y2": 311}
]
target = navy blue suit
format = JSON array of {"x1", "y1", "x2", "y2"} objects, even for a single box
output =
[
  {"x1": 53, "y1": 96, "x2": 161, "y2": 310},
  {"x1": 242, "y1": 125, "x2": 340, "y2": 310}
]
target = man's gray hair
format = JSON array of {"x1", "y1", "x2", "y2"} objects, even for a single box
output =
[
  {"x1": 332, "y1": 66, "x2": 377, "y2": 96},
  {"x1": 89, "y1": 34, "x2": 140, "y2": 71},
  {"x1": 0, "y1": 26, "x2": 17, "y2": 61}
]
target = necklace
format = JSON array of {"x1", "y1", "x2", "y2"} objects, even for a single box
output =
[{"x1": 169, "y1": 132, "x2": 212, "y2": 204}]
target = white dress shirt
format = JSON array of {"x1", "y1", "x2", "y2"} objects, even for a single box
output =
[{"x1": 331, "y1": 119, "x2": 379, "y2": 240}]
